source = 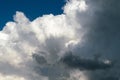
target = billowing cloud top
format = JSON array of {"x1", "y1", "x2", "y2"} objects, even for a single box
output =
[{"x1": 0, "y1": 0, "x2": 120, "y2": 80}]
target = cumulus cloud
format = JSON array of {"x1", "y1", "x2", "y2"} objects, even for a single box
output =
[{"x1": 0, "y1": 0, "x2": 120, "y2": 80}]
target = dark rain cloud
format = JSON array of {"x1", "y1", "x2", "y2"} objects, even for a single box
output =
[
  {"x1": 60, "y1": 52, "x2": 113, "y2": 70},
  {"x1": 71, "y1": 0, "x2": 120, "y2": 80}
]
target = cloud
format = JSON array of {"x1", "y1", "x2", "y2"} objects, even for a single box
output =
[
  {"x1": 0, "y1": 0, "x2": 120, "y2": 80},
  {"x1": 0, "y1": 0, "x2": 87, "y2": 80},
  {"x1": 60, "y1": 52, "x2": 113, "y2": 71},
  {"x1": 0, "y1": 74, "x2": 25, "y2": 80},
  {"x1": 73, "y1": 0, "x2": 120, "y2": 80}
]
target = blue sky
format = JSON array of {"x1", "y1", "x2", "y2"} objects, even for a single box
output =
[{"x1": 0, "y1": 0, "x2": 65, "y2": 30}]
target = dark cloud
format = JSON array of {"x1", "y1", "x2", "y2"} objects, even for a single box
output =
[
  {"x1": 32, "y1": 52, "x2": 70, "y2": 80},
  {"x1": 72, "y1": 0, "x2": 120, "y2": 79},
  {"x1": 82, "y1": 0, "x2": 120, "y2": 58},
  {"x1": 60, "y1": 52, "x2": 113, "y2": 70},
  {"x1": 32, "y1": 53, "x2": 47, "y2": 65}
]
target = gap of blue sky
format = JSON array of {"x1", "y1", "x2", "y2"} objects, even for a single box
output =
[{"x1": 0, "y1": 0, "x2": 65, "y2": 30}]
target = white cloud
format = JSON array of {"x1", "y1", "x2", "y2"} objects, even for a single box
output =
[
  {"x1": 0, "y1": 74, "x2": 25, "y2": 80},
  {"x1": 0, "y1": 0, "x2": 87, "y2": 79},
  {"x1": 68, "y1": 70, "x2": 88, "y2": 80}
]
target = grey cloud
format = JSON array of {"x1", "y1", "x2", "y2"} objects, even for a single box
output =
[
  {"x1": 32, "y1": 53, "x2": 70, "y2": 80},
  {"x1": 59, "y1": 52, "x2": 113, "y2": 71},
  {"x1": 72, "y1": 0, "x2": 120, "y2": 80}
]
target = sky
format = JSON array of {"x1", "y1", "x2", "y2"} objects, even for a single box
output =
[
  {"x1": 0, "y1": 0, "x2": 65, "y2": 30},
  {"x1": 0, "y1": 0, "x2": 120, "y2": 80}
]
